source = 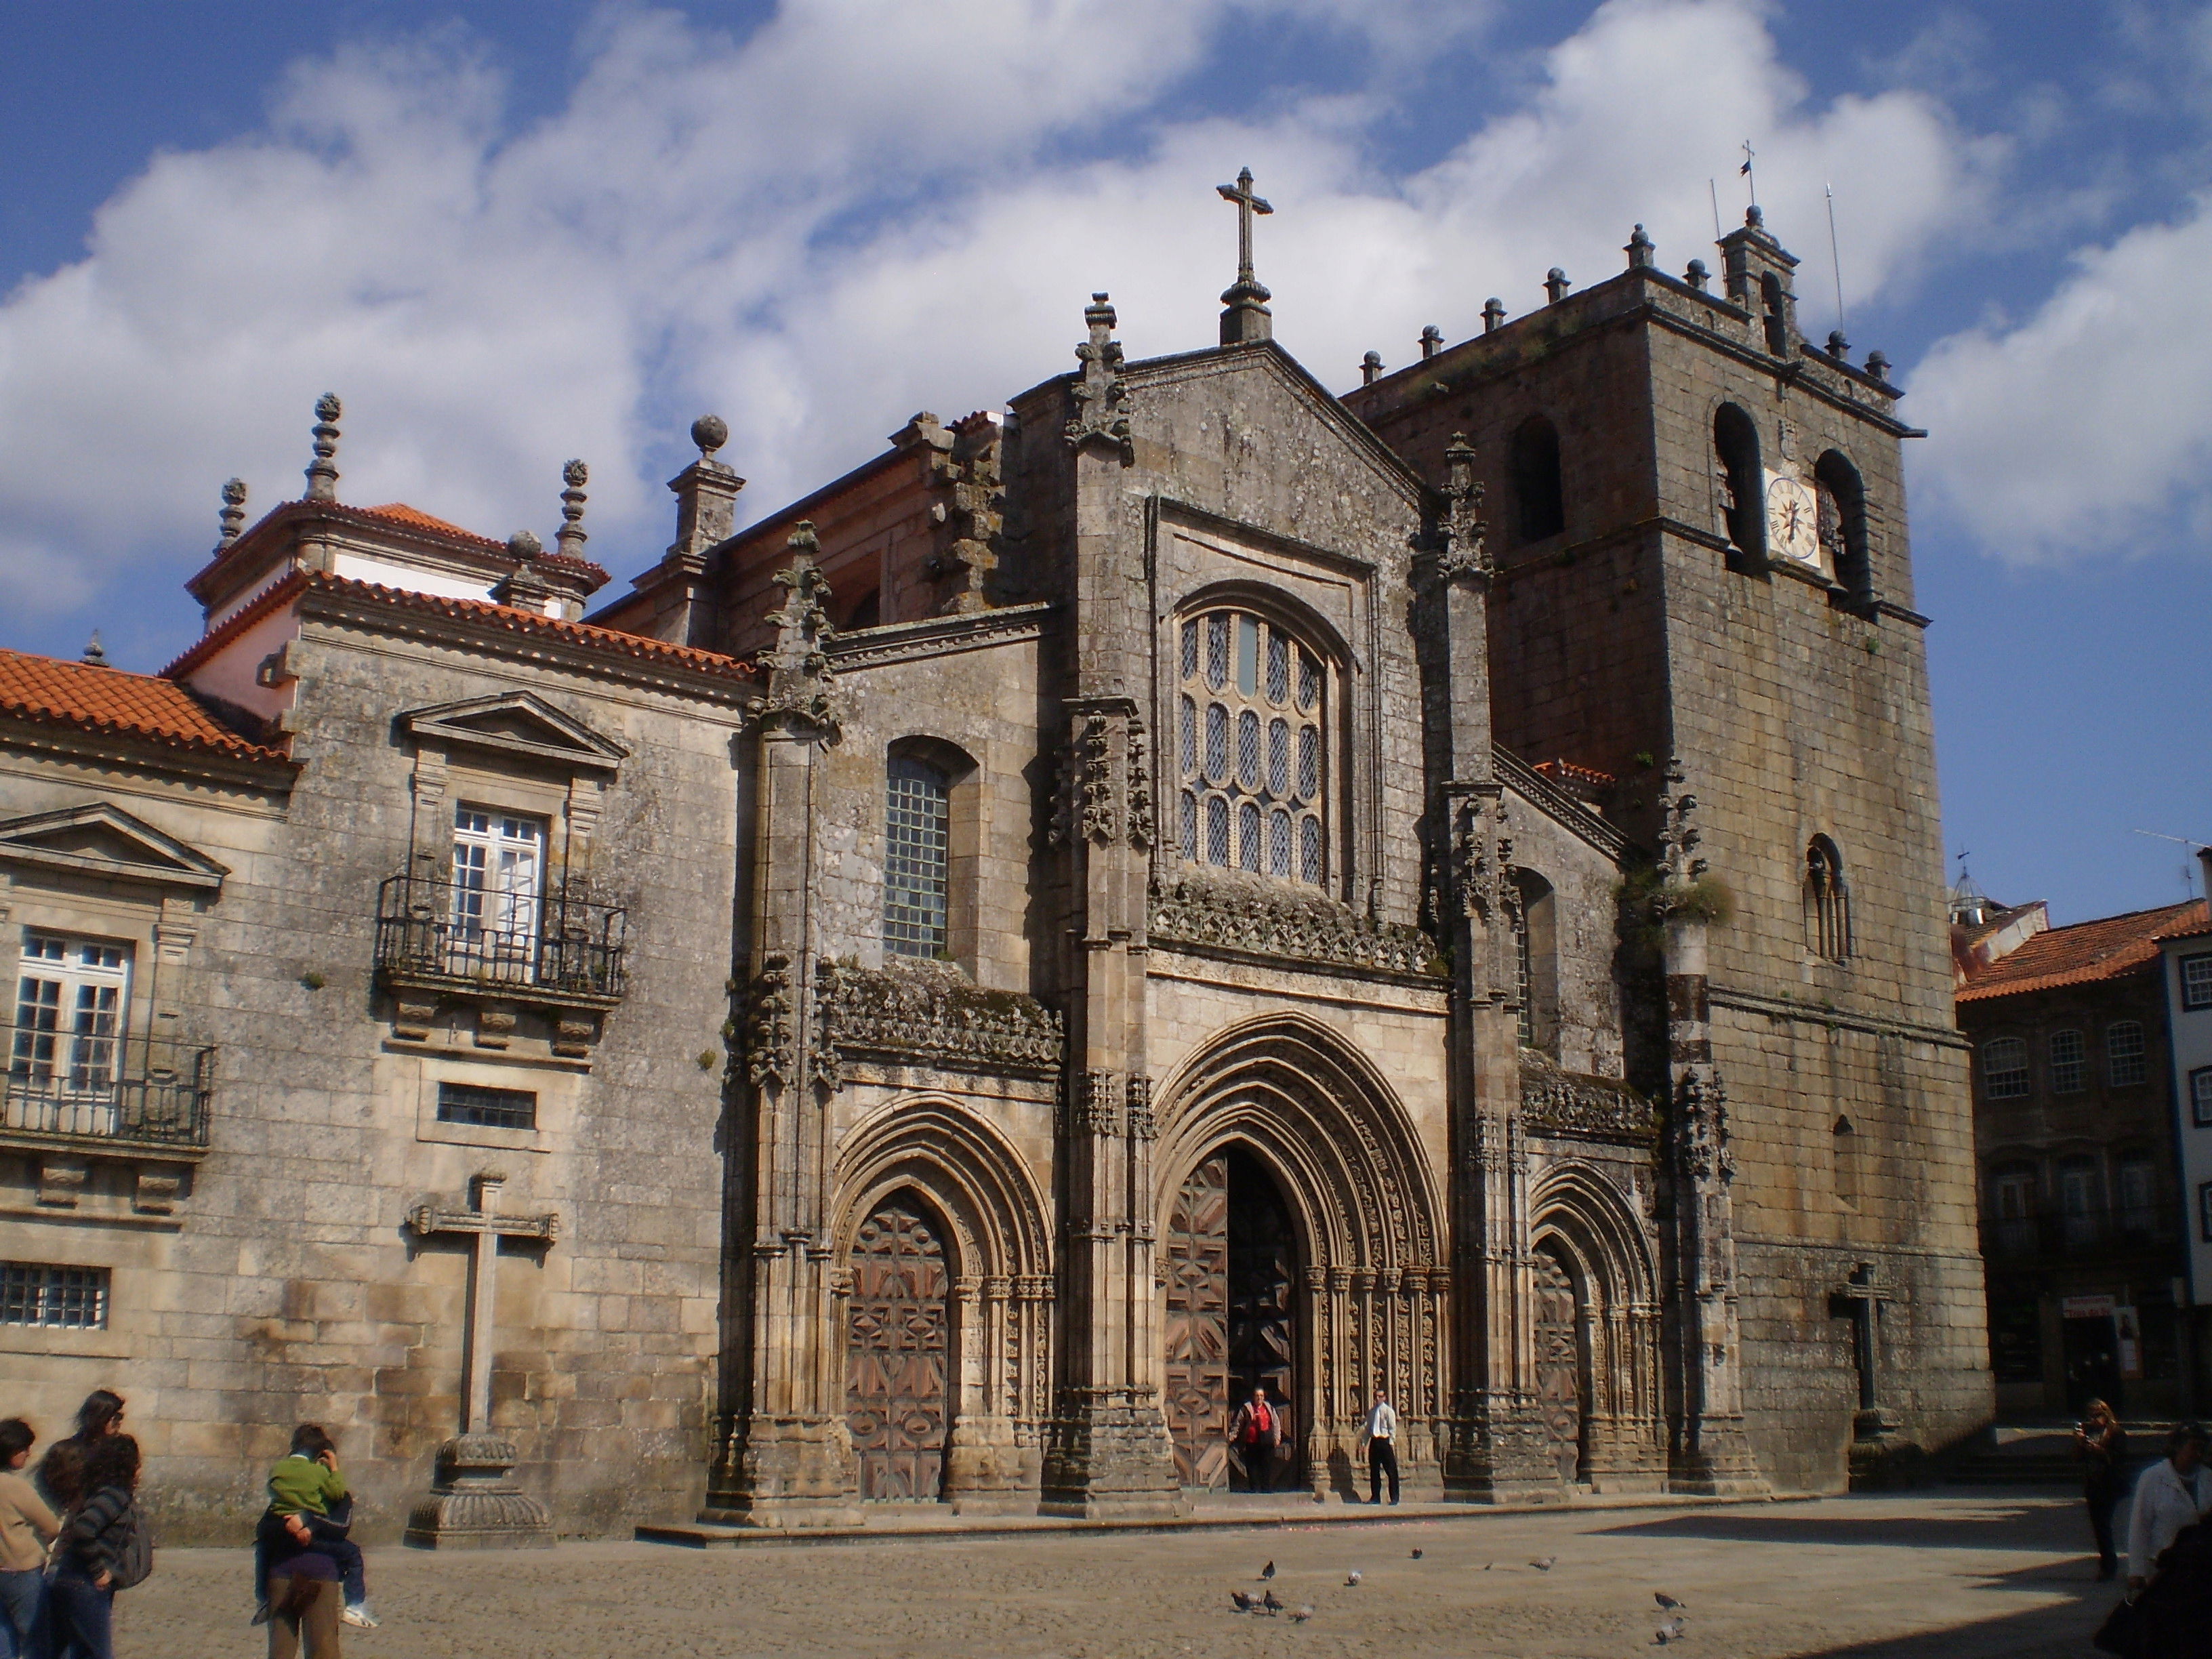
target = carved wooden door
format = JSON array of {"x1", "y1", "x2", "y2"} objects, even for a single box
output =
[
  {"x1": 1225, "y1": 1146, "x2": 1296, "y2": 1487},
  {"x1": 1162, "y1": 1155, "x2": 1229, "y2": 1488},
  {"x1": 1532, "y1": 1247, "x2": 1584, "y2": 1485},
  {"x1": 845, "y1": 1197, "x2": 950, "y2": 1500}
]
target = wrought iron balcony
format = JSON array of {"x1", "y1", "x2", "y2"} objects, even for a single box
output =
[
  {"x1": 1982, "y1": 1209, "x2": 2175, "y2": 1263},
  {"x1": 2, "y1": 1024, "x2": 213, "y2": 1151},
  {"x1": 374, "y1": 872, "x2": 627, "y2": 1004}
]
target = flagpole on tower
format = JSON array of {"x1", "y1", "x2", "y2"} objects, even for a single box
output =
[
  {"x1": 1825, "y1": 183, "x2": 1847, "y2": 333},
  {"x1": 1740, "y1": 140, "x2": 1757, "y2": 210}
]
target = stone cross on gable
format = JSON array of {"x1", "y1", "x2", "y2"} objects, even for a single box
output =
[
  {"x1": 1215, "y1": 166, "x2": 1275, "y2": 345},
  {"x1": 407, "y1": 1172, "x2": 558, "y2": 1436}
]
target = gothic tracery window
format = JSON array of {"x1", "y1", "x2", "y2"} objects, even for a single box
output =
[
  {"x1": 1177, "y1": 607, "x2": 1326, "y2": 887},
  {"x1": 1804, "y1": 836, "x2": 1852, "y2": 964}
]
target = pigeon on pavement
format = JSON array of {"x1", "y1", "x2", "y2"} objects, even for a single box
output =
[
  {"x1": 1530, "y1": 1557, "x2": 1557, "y2": 1572},
  {"x1": 1231, "y1": 1591, "x2": 1258, "y2": 1612},
  {"x1": 1345, "y1": 1570, "x2": 1364, "y2": 1586},
  {"x1": 1655, "y1": 1593, "x2": 1685, "y2": 1610},
  {"x1": 1291, "y1": 1606, "x2": 1315, "y2": 1623},
  {"x1": 1261, "y1": 1560, "x2": 1276, "y2": 1580},
  {"x1": 1654, "y1": 1617, "x2": 1687, "y2": 1644},
  {"x1": 1262, "y1": 1591, "x2": 1285, "y2": 1615},
  {"x1": 1410, "y1": 1548, "x2": 1424, "y2": 1559}
]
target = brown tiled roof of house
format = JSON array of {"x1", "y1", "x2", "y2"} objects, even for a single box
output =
[
  {"x1": 0, "y1": 647, "x2": 290, "y2": 764},
  {"x1": 361, "y1": 502, "x2": 505, "y2": 548},
  {"x1": 163, "y1": 571, "x2": 756, "y2": 688},
  {"x1": 1956, "y1": 899, "x2": 2209, "y2": 1002}
]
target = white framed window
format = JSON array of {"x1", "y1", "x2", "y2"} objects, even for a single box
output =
[
  {"x1": 0, "y1": 1262, "x2": 108, "y2": 1329},
  {"x1": 449, "y1": 807, "x2": 544, "y2": 978},
  {"x1": 11, "y1": 930, "x2": 131, "y2": 1100},
  {"x1": 2048, "y1": 1028, "x2": 2086, "y2": 1094},
  {"x1": 1981, "y1": 1036, "x2": 2028, "y2": 1101},
  {"x1": 2117, "y1": 1157, "x2": 2156, "y2": 1237},
  {"x1": 2107, "y1": 1021, "x2": 2147, "y2": 1088},
  {"x1": 884, "y1": 756, "x2": 950, "y2": 959},
  {"x1": 2183, "y1": 954, "x2": 2212, "y2": 1012},
  {"x1": 2192, "y1": 1067, "x2": 2212, "y2": 1128},
  {"x1": 1176, "y1": 607, "x2": 1326, "y2": 887}
]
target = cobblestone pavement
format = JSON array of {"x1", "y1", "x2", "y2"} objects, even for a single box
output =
[{"x1": 123, "y1": 1492, "x2": 2110, "y2": 1658}]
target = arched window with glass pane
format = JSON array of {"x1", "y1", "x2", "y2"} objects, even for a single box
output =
[
  {"x1": 1176, "y1": 607, "x2": 1327, "y2": 888},
  {"x1": 884, "y1": 756, "x2": 951, "y2": 958}
]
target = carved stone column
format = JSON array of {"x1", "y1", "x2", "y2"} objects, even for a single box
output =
[
  {"x1": 703, "y1": 529, "x2": 861, "y2": 1528},
  {"x1": 1655, "y1": 764, "x2": 1765, "y2": 1495},
  {"x1": 1039, "y1": 295, "x2": 1183, "y2": 1519},
  {"x1": 1422, "y1": 443, "x2": 1558, "y2": 1502}
]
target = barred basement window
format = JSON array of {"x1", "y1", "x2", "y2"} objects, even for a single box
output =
[
  {"x1": 2108, "y1": 1021, "x2": 2148, "y2": 1088},
  {"x1": 1982, "y1": 1036, "x2": 2029, "y2": 1101},
  {"x1": 0, "y1": 1262, "x2": 108, "y2": 1329},
  {"x1": 436, "y1": 1082, "x2": 537, "y2": 1130},
  {"x1": 2048, "y1": 1029, "x2": 2086, "y2": 1095},
  {"x1": 1176, "y1": 607, "x2": 1326, "y2": 887},
  {"x1": 884, "y1": 756, "x2": 951, "y2": 958}
]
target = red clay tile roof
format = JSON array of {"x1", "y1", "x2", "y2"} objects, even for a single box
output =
[
  {"x1": 361, "y1": 502, "x2": 504, "y2": 548},
  {"x1": 1957, "y1": 899, "x2": 2209, "y2": 1002},
  {"x1": 1532, "y1": 758, "x2": 1616, "y2": 791},
  {"x1": 0, "y1": 648, "x2": 290, "y2": 764}
]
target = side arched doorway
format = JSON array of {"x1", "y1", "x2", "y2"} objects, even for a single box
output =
[
  {"x1": 1162, "y1": 1145, "x2": 1299, "y2": 1490},
  {"x1": 844, "y1": 1193, "x2": 952, "y2": 1499},
  {"x1": 1532, "y1": 1242, "x2": 1588, "y2": 1486}
]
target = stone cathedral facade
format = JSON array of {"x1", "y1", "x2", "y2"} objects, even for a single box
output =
[{"x1": 0, "y1": 194, "x2": 1989, "y2": 1539}]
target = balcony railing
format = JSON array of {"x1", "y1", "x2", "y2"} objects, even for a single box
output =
[
  {"x1": 1983, "y1": 1210, "x2": 2175, "y2": 1262},
  {"x1": 374, "y1": 872, "x2": 627, "y2": 1002},
  {"x1": 2, "y1": 1025, "x2": 214, "y2": 1150}
]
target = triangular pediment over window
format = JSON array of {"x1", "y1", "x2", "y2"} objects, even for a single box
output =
[
  {"x1": 0, "y1": 802, "x2": 228, "y2": 892},
  {"x1": 402, "y1": 693, "x2": 628, "y2": 774}
]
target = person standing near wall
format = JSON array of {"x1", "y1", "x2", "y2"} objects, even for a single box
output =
[
  {"x1": 49, "y1": 1435, "x2": 148, "y2": 1659},
  {"x1": 35, "y1": 1391, "x2": 125, "y2": 1513},
  {"x1": 0, "y1": 1419, "x2": 60, "y2": 1659},
  {"x1": 1359, "y1": 1390, "x2": 1399, "y2": 1506},
  {"x1": 2076, "y1": 1399, "x2": 2129, "y2": 1582}
]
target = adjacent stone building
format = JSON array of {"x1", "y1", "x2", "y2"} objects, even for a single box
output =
[
  {"x1": 0, "y1": 192, "x2": 1988, "y2": 1540},
  {"x1": 1955, "y1": 889, "x2": 2207, "y2": 1418}
]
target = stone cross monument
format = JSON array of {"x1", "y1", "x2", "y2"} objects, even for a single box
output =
[{"x1": 401, "y1": 1172, "x2": 558, "y2": 1548}]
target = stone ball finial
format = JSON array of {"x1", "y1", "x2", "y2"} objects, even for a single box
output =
[
  {"x1": 80, "y1": 632, "x2": 106, "y2": 666},
  {"x1": 1865, "y1": 350, "x2": 1892, "y2": 384},
  {"x1": 508, "y1": 530, "x2": 544, "y2": 560},
  {"x1": 691, "y1": 414, "x2": 729, "y2": 458},
  {"x1": 1826, "y1": 329, "x2": 1850, "y2": 359},
  {"x1": 1482, "y1": 297, "x2": 1506, "y2": 333},
  {"x1": 1418, "y1": 324, "x2": 1444, "y2": 360},
  {"x1": 222, "y1": 477, "x2": 247, "y2": 507},
  {"x1": 1686, "y1": 259, "x2": 1711, "y2": 292},
  {"x1": 315, "y1": 392, "x2": 342, "y2": 424},
  {"x1": 562, "y1": 458, "x2": 588, "y2": 489},
  {"x1": 1745, "y1": 204, "x2": 1765, "y2": 229},
  {"x1": 1360, "y1": 350, "x2": 1383, "y2": 386}
]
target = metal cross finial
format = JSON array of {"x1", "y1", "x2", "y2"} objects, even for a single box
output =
[
  {"x1": 1740, "y1": 140, "x2": 1757, "y2": 209},
  {"x1": 1216, "y1": 167, "x2": 1273, "y2": 286}
]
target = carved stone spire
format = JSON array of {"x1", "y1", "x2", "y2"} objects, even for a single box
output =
[
  {"x1": 1436, "y1": 433, "x2": 1490, "y2": 586},
  {"x1": 1063, "y1": 294, "x2": 1133, "y2": 464},
  {"x1": 1214, "y1": 166, "x2": 1275, "y2": 345},
  {"x1": 79, "y1": 632, "x2": 106, "y2": 666},
  {"x1": 749, "y1": 523, "x2": 841, "y2": 740},
  {"x1": 303, "y1": 393, "x2": 342, "y2": 501},
  {"x1": 556, "y1": 460, "x2": 589, "y2": 561},
  {"x1": 218, "y1": 478, "x2": 248, "y2": 549}
]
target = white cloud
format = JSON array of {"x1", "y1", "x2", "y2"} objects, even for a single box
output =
[
  {"x1": 0, "y1": 0, "x2": 1995, "y2": 653},
  {"x1": 1912, "y1": 190, "x2": 2212, "y2": 565}
]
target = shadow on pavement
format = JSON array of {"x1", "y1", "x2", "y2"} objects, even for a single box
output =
[
  {"x1": 1784, "y1": 1594, "x2": 2112, "y2": 1659},
  {"x1": 1590, "y1": 1505, "x2": 2080, "y2": 1554}
]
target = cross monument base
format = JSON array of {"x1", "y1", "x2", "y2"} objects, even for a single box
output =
[{"x1": 403, "y1": 1434, "x2": 554, "y2": 1549}]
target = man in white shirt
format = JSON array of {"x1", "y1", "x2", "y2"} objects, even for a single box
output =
[
  {"x1": 2127, "y1": 1422, "x2": 2210, "y2": 1592},
  {"x1": 1359, "y1": 1391, "x2": 1399, "y2": 1505}
]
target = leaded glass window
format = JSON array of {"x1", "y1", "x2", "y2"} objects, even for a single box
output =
[
  {"x1": 884, "y1": 757, "x2": 951, "y2": 958},
  {"x1": 1174, "y1": 606, "x2": 1326, "y2": 887}
]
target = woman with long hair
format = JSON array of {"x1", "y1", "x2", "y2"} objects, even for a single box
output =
[
  {"x1": 49, "y1": 1434, "x2": 142, "y2": 1659},
  {"x1": 2075, "y1": 1397, "x2": 2128, "y2": 1582},
  {"x1": 35, "y1": 1390, "x2": 125, "y2": 1512}
]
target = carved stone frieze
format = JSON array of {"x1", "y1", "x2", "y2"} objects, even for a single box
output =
[
  {"x1": 1519, "y1": 1052, "x2": 1658, "y2": 1145},
  {"x1": 1124, "y1": 1074, "x2": 1155, "y2": 1140},
  {"x1": 1450, "y1": 787, "x2": 1518, "y2": 926},
  {"x1": 812, "y1": 958, "x2": 1064, "y2": 1082},
  {"x1": 1073, "y1": 1069, "x2": 1122, "y2": 1136},
  {"x1": 740, "y1": 955, "x2": 798, "y2": 1090},
  {"x1": 1673, "y1": 1066, "x2": 1735, "y2": 1184},
  {"x1": 1149, "y1": 870, "x2": 1443, "y2": 981}
]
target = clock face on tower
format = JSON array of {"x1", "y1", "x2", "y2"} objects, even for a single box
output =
[{"x1": 1765, "y1": 476, "x2": 1822, "y2": 565}]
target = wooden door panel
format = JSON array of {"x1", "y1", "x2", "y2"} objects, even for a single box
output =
[
  {"x1": 1163, "y1": 1155, "x2": 1229, "y2": 1487},
  {"x1": 846, "y1": 1199, "x2": 949, "y2": 1500},
  {"x1": 1533, "y1": 1247, "x2": 1582, "y2": 1485}
]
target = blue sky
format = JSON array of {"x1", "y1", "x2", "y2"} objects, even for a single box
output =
[{"x1": 1, "y1": 0, "x2": 2208, "y2": 923}]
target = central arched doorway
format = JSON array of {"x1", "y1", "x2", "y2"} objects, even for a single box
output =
[
  {"x1": 844, "y1": 1193, "x2": 951, "y2": 1499},
  {"x1": 1163, "y1": 1145, "x2": 1298, "y2": 1490}
]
